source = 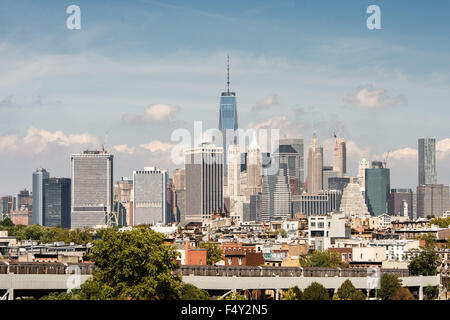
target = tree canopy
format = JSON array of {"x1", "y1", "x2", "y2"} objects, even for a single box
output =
[
  {"x1": 181, "y1": 283, "x2": 210, "y2": 300},
  {"x1": 302, "y1": 282, "x2": 330, "y2": 300},
  {"x1": 0, "y1": 221, "x2": 93, "y2": 245},
  {"x1": 299, "y1": 250, "x2": 348, "y2": 268},
  {"x1": 429, "y1": 216, "x2": 450, "y2": 228},
  {"x1": 282, "y1": 286, "x2": 303, "y2": 300},
  {"x1": 199, "y1": 242, "x2": 223, "y2": 265},
  {"x1": 336, "y1": 279, "x2": 366, "y2": 300},
  {"x1": 392, "y1": 287, "x2": 415, "y2": 300},
  {"x1": 378, "y1": 273, "x2": 402, "y2": 300}
]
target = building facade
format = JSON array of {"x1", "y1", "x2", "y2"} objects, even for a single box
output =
[
  {"x1": 185, "y1": 143, "x2": 224, "y2": 222},
  {"x1": 418, "y1": 138, "x2": 437, "y2": 185},
  {"x1": 71, "y1": 150, "x2": 113, "y2": 229},
  {"x1": 416, "y1": 184, "x2": 450, "y2": 217},
  {"x1": 365, "y1": 161, "x2": 390, "y2": 216},
  {"x1": 306, "y1": 134, "x2": 323, "y2": 194},
  {"x1": 133, "y1": 167, "x2": 168, "y2": 225},
  {"x1": 32, "y1": 168, "x2": 49, "y2": 225},
  {"x1": 43, "y1": 178, "x2": 71, "y2": 228}
]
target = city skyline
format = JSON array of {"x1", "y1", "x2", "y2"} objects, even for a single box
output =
[{"x1": 1, "y1": 0, "x2": 450, "y2": 195}]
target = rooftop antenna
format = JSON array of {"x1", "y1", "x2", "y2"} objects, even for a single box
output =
[{"x1": 227, "y1": 54, "x2": 230, "y2": 94}]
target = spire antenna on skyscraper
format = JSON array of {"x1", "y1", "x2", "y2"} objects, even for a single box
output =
[{"x1": 227, "y1": 54, "x2": 230, "y2": 94}]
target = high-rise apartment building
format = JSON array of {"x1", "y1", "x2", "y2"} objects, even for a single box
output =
[
  {"x1": 365, "y1": 161, "x2": 390, "y2": 216},
  {"x1": 274, "y1": 144, "x2": 300, "y2": 184},
  {"x1": 43, "y1": 178, "x2": 71, "y2": 228},
  {"x1": 133, "y1": 167, "x2": 168, "y2": 225},
  {"x1": 279, "y1": 138, "x2": 304, "y2": 189},
  {"x1": 306, "y1": 134, "x2": 323, "y2": 194},
  {"x1": 185, "y1": 143, "x2": 224, "y2": 222},
  {"x1": 32, "y1": 168, "x2": 49, "y2": 225},
  {"x1": 418, "y1": 138, "x2": 437, "y2": 185},
  {"x1": 71, "y1": 150, "x2": 113, "y2": 229},
  {"x1": 333, "y1": 137, "x2": 346, "y2": 177}
]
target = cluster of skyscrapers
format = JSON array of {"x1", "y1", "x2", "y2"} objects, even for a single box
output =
[{"x1": 1, "y1": 61, "x2": 449, "y2": 229}]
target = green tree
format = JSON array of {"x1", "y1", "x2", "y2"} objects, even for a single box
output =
[
  {"x1": 199, "y1": 242, "x2": 223, "y2": 265},
  {"x1": 408, "y1": 248, "x2": 441, "y2": 276},
  {"x1": 378, "y1": 274, "x2": 402, "y2": 300},
  {"x1": 429, "y1": 217, "x2": 450, "y2": 228},
  {"x1": 299, "y1": 250, "x2": 348, "y2": 268},
  {"x1": 424, "y1": 285, "x2": 437, "y2": 300},
  {"x1": 180, "y1": 283, "x2": 210, "y2": 300},
  {"x1": 282, "y1": 286, "x2": 303, "y2": 300},
  {"x1": 302, "y1": 282, "x2": 330, "y2": 300},
  {"x1": 392, "y1": 287, "x2": 415, "y2": 300},
  {"x1": 336, "y1": 279, "x2": 366, "y2": 300},
  {"x1": 76, "y1": 227, "x2": 183, "y2": 300},
  {"x1": 0, "y1": 217, "x2": 14, "y2": 227}
]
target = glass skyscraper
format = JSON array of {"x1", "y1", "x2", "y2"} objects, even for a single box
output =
[
  {"x1": 32, "y1": 168, "x2": 49, "y2": 225},
  {"x1": 418, "y1": 138, "x2": 437, "y2": 185},
  {"x1": 365, "y1": 161, "x2": 390, "y2": 216},
  {"x1": 219, "y1": 56, "x2": 238, "y2": 174}
]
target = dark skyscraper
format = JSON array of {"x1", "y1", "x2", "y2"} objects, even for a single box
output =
[
  {"x1": 365, "y1": 161, "x2": 390, "y2": 216},
  {"x1": 44, "y1": 178, "x2": 71, "y2": 228},
  {"x1": 219, "y1": 55, "x2": 238, "y2": 174}
]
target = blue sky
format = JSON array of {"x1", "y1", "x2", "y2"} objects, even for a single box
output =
[{"x1": 1, "y1": 0, "x2": 450, "y2": 195}]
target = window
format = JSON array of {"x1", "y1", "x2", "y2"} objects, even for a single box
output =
[{"x1": 238, "y1": 257, "x2": 243, "y2": 266}]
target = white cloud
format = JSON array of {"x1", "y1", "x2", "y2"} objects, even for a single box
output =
[
  {"x1": 250, "y1": 94, "x2": 279, "y2": 112},
  {"x1": 345, "y1": 86, "x2": 406, "y2": 109},
  {"x1": 139, "y1": 140, "x2": 175, "y2": 153},
  {"x1": 437, "y1": 138, "x2": 450, "y2": 160},
  {"x1": 122, "y1": 104, "x2": 180, "y2": 124},
  {"x1": 0, "y1": 127, "x2": 100, "y2": 154},
  {"x1": 111, "y1": 144, "x2": 135, "y2": 154}
]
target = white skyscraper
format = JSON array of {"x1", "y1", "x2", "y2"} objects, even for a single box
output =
[
  {"x1": 71, "y1": 150, "x2": 113, "y2": 229},
  {"x1": 339, "y1": 182, "x2": 370, "y2": 218},
  {"x1": 306, "y1": 133, "x2": 323, "y2": 194},
  {"x1": 358, "y1": 157, "x2": 370, "y2": 193}
]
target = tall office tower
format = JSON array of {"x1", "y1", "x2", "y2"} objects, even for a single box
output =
[
  {"x1": 227, "y1": 144, "x2": 241, "y2": 199},
  {"x1": 175, "y1": 189, "x2": 186, "y2": 223},
  {"x1": 32, "y1": 168, "x2": 49, "y2": 225},
  {"x1": 365, "y1": 161, "x2": 390, "y2": 216},
  {"x1": 333, "y1": 137, "x2": 346, "y2": 177},
  {"x1": 339, "y1": 183, "x2": 370, "y2": 218},
  {"x1": 306, "y1": 133, "x2": 323, "y2": 194},
  {"x1": 261, "y1": 163, "x2": 291, "y2": 221},
  {"x1": 43, "y1": 178, "x2": 71, "y2": 228},
  {"x1": 17, "y1": 189, "x2": 32, "y2": 212},
  {"x1": 279, "y1": 138, "x2": 304, "y2": 189},
  {"x1": 218, "y1": 55, "x2": 238, "y2": 175},
  {"x1": 416, "y1": 184, "x2": 450, "y2": 218},
  {"x1": 185, "y1": 143, "x2": 224, "y2": 222},
  {"x1": 71, "y1": 150, "x2": 113, "y2": 229},
  {"x1": 388, "y1": 189, "x2": 413, "y2": 218},
  {"x1": 114, "y1": 177, "x2": 133, "y2": 226},
  {"x1": 246, "y1": 136, "x2": 262, "y2": 199},
  {"x1": 133, "y1": 167, "x2": 168, "y2": 225},
  {"x1": 322, "y1": 166, "x2": 339, "y2": 191},
  {"x1": 173, "y1": 168, "x2": 186, "y2": 190},
  {"x1": 418, "y1": 138, "x2": 437, "y2": 185},
  {"x1": 358, "y1": 158, "x2": 370, "y2": 192}
]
